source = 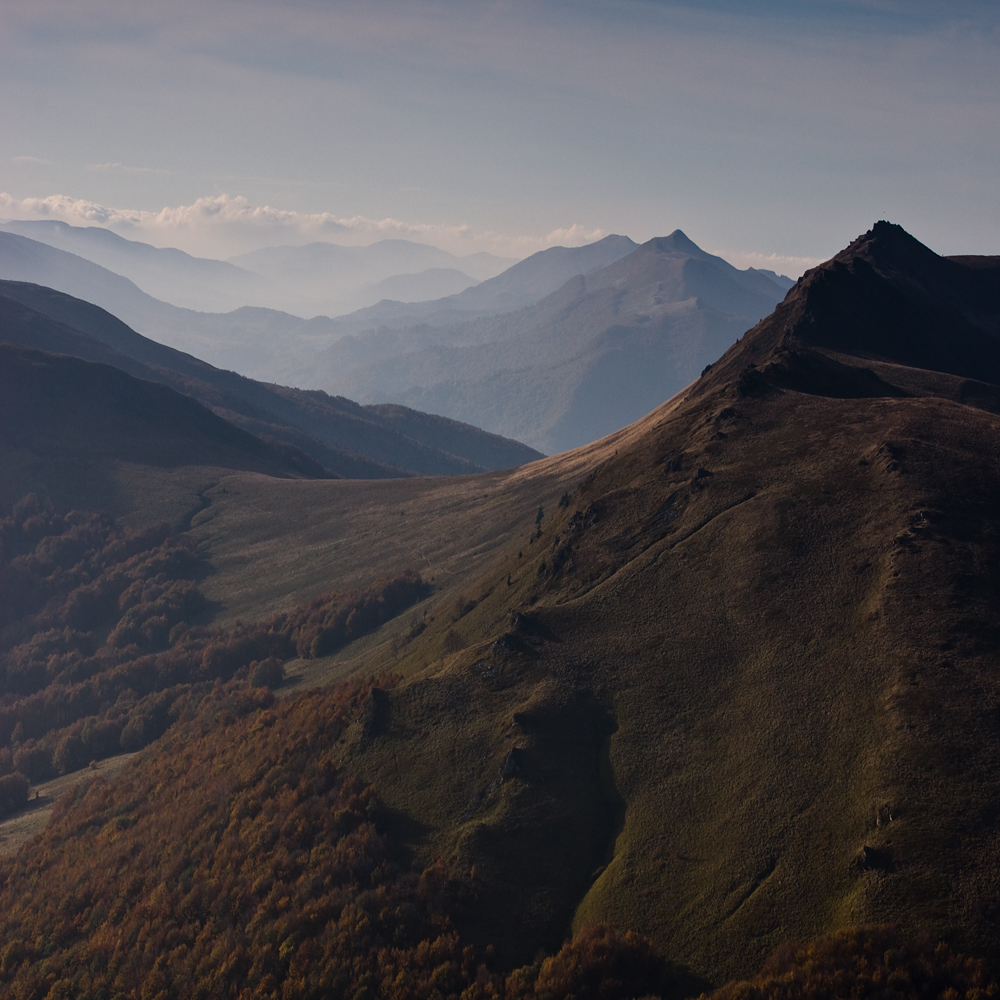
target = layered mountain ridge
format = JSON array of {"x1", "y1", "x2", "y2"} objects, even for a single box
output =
[
  {"x1": 304, "y1": 230, "x2": 792, "y2": 452},
  {"x1": 0, "y1": 279, "x2": 543, "y2": 480},
  {"x1": 2, "y1": 222, "x2": 998, "y2": 997},
  {"x1": 0, "y1": 220, "x2": 516, "y2": 315},
  {"x1": 0, "y1": 229, "x2": 641, "y2": 381}
]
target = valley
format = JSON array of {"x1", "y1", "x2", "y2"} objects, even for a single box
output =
[{"x1": 0, "y1": 221, "x2": 998, "y2": 998}]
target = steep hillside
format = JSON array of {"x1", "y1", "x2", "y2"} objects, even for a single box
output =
[
  {"x1": 301, "y1": 231, "x2": 790, "y2": 452},
  {"x1": 0, "y1": 343, "x2": 330, "y2": 512},
  {"x1": 2, "y1": 222, "x2": 999, "y2": 996},
  {"x1": 0, "y1": 281, "x2": 542, "y2": 476},
  {"x1": 320, "y1": 223, "x2": 1000, "y2": 979}
]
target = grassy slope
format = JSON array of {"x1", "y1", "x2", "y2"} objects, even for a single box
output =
[
  {"x1": 229, "y1": 225, "x2": 1000, "y2": 982},
  {"x1": 183, "y1": 426, "x2": 627, "y2": 627},
  {"x1": 4, "y1": 224, "x2": 998, "y2": 989}
]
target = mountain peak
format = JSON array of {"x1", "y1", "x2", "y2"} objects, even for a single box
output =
[
  {"x1": 837, "y1": 219, "x2": 942, "y2": 276},
  {"x1": 700, "y1": 221, "x2": 1000, "y2": 402},
  {"x1": 643, "y1": 229, "x2": 709, "y2": 258},
  {"x1": 664, "y1": 228, "x2": 701, "y2": 251}
]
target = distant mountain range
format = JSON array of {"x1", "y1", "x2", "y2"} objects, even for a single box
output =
[
  {"x1": 228, "y1": 239, "x2": 515, "y2": 316},
  {"x1": 0, "y1": 230, "x2": 642, "y2": 380},
  {"x1": 293, "y1": 231, "x2": 794, "y2": 453},
  {"x1": 0, "y1": 220, "x2": 515, "y2": 316},
  {"x1": 0, "y1": 280, "x2": 542, "y2": 478},
  {"x1": 0, "y1": 220, "x2": 266, "y2": 314},
  {"x1": 0, "y1": 224, "x2": 794, "y2": 456}
]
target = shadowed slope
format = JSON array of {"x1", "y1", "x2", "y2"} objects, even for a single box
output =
[
  {"x1": 0, "y1": 280, "x2": 543, "y2": 476},
  {"x1": 305, "y1": 223, "x2": 1000, "y2": 979},
  {"x1": 0, "y1": 344, "x2": 325, "y2": 479},
  {"x1": 701, "y1": 220, "x2": 1000, "y2": 404}
]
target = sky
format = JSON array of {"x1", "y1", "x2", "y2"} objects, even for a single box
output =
[{"x1": 1, "y1": 0, "x2": 998, "y2": 274}]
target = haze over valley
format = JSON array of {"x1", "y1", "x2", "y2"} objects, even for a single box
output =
[{"x1": 0, "y1": 225, "x2": 791, "y2": 452}]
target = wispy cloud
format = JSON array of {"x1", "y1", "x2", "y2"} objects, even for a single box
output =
[
  {"x1": 0, "y1": 191, "x2": 607, "y2": 259},
  {"x1": 711, "y1": 248, "x2": 827, "y2": 278},
  {"x1": 0, "y1": 189, "x2": 824, "y2": 275},
  {"x1": 11, "y1": 156, "x2": 51, "y2": 166},
  {"x1": 87, "y1": 162, "x2": 171, "y2": 176}
]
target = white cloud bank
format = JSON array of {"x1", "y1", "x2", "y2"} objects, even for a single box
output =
[
  {"x1": 0, "y1": 192, "x2": 612, "y2": 261},
  {"x1": 0, "y1": 192, "x2": 823, "y2": 276}
]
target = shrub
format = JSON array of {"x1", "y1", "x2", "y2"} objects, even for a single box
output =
[
  {"x1": 12, "y1": 739, "x2": 54, "y2": 783},
  {"x1": 249, "y1": 658, "x2": 285, "y2": 689},
  {"x1": 0, "y1": 772, "x2": 30, "y2": 817},
  {"x1": 526, "y1": 924, "x2": 667, "y2": 1000},
  {"x1": 53, "y1": 731, "x2": 87, "y2": 775}
]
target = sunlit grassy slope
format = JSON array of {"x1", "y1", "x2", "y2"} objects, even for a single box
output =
[
  {"x1": 183, "y1": 421, "x2": 638, "y2": 627},
  {"x1": 176, "y1": 223, "x2": 999, "y2": 983},
  {"x1": 4, "y1": 223, "x2": 998, "y2": 988}
]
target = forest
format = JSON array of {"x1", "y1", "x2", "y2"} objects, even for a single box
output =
[
  {"x1": 0, "y1": 494, "x2": 429, "y2": 790},
  {"x1": 1, "y1": 483, "x2": 999, "y2": 999},
  {"x1": 0, "y1": 671, "x2": 993, "y2": 999}
]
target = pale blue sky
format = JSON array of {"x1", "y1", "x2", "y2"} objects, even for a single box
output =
[{"x1": 1, "y1": 0, "x2": 997, "y2": 269}]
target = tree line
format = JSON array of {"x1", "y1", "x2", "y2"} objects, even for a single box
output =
[{"x1": 0, "y1": 494, "x2": 429, "y2": 787}]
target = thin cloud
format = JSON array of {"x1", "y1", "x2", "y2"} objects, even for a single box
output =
[
  {"x1": 11, "y1": 156, "x2": 51, "y2": 166},
  {"x1": 711, "y1": 247, "x2": 827, "y2": 279},
  {"x1": 0, "y1": 191, "x2": 820, "y2": 273},
  {"x1": 87, "y1": 162, "x2": 171, "y2": 176},
  {"x1": 0, "y1": 191, "x2": 606, "y2": 259}
]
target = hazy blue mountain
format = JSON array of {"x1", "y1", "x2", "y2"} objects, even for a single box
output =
[
  {"x1": 449, "y1": 234, "x2": 640, "y2": 312},
  {"x1": 227, "y1": 239, "x2": 514, "y2": 316},
  {"x1": 0, "y1": 227, "x2": 786, "y2": 454},
  {"x1": 754, "y1": 267, "x2": 796, "y2": 290},
  {"x1": 0, "y1": 221, "x2": 513, "y2": 317},
  {"x1": 0, "y1": 219, "x2": 268, "y2": 313},
  {"x1": 0, "y1": 231, "x2": 319, "y2": 373},
  {"x1": 0, "y1": 279, "x2": 544, "y2": 475},
  {"x1": 0, "y1": 230, "x2": 648, "y2": 384},
  {"x1": 311, "y1": 234, "x2": 640, "y2": 338},
  {"x1": 363, "y1": 267, "x2": 479, "y2": 303},
  {"x1": 297, "y1": 231, "x2": 794, "y2": 453}
]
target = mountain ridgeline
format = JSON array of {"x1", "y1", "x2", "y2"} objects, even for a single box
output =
[
  {"x1": 0, "y1": 279, "x2": 543, "y2": 487},
  {"x1": 0, "y1": 227, "x2": 639, "y2": 380},
  {"x1": 0, "y1": 220, "x2": 516, "y2": 315},
  {"x1": 1, "y1": 222, "x2": 999, "y2": 999},
  {"x1": 0, "y1": 225, "x2": 792, "y2": 455},
  {"x1": 296, "y1": 231, "x2": 793, "y2": 452}
]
